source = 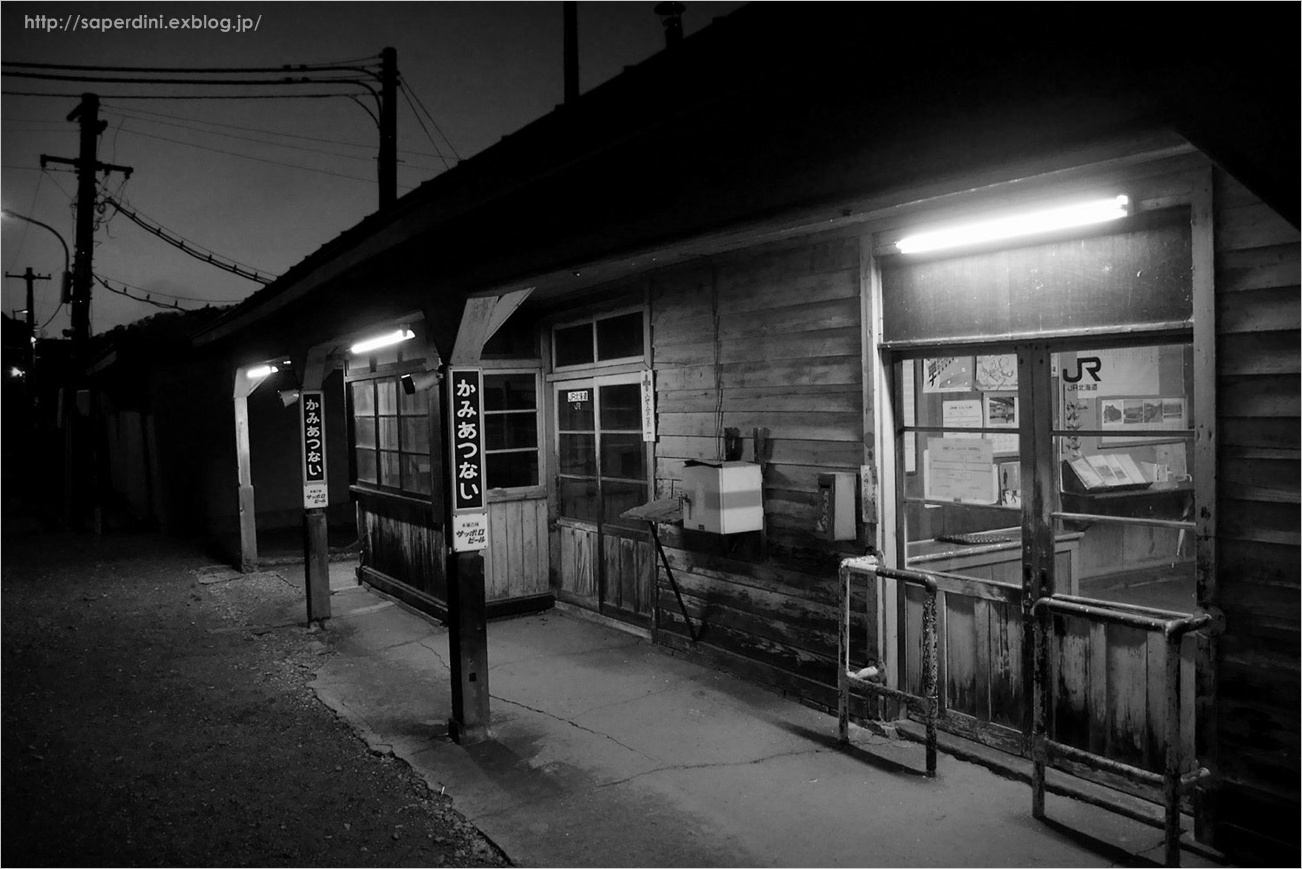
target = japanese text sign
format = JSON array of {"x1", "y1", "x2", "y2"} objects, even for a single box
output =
[
  {"x1": 449, "y1": 368, "x2": 485, "y2": 512},
  {"x1": 300, "y1": 390, "x2": 328, "y2": 509},
  {"x1": 452, "y1": 511, "x2": 488, "y2": 552}
]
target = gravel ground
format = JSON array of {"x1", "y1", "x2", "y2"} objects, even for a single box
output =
[{"x1": 1, "y1": 526, "x2": 510, "y2": 868}]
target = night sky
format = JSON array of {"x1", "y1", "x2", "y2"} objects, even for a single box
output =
[{"x1": 1, "y1": 1, "x2": 744, "y2": 335}]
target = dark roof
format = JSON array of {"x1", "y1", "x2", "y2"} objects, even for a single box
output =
[{"x1": 194, "y1": 3, "x2": 1299, "y2": 356}]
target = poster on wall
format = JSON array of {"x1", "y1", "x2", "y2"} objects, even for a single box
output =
[
  {"x1": 941, "y1": 398, "x2": 983, "y2": 436},
  {"x1": 924, "y1": 437, "x2": 997, "y2": 504},
  {"x1": 1099, "y1": 396, "x2": 1187, "y2": 445},
  {"x1": 1061, "y1": 347, "x2": 1160, "y2": 397},
  {"x1": 922, "y1": 356, "x2": 974, "y2": 393},
  {"x1": 975, "y1": 354, "x2": 1018, "y2": 391},
  {"x1": 983, "y1": 393, "x2": 1019, "y2": 455}
]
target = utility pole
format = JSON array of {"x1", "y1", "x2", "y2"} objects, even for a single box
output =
[
  {"x1": 379, "y1": 47, "x2": 398, "y2": 210},
  {"x1": 5, "y1": 267, "x2": 48, "y2": 375},
  {"x1": 40, "y1": 93, "x2": 132, "y2": 530}
]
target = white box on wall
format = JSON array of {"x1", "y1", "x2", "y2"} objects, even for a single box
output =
[{"x1": 680, "y1": 461, "x2": 763, "y2": 534}]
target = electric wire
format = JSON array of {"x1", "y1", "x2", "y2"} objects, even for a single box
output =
[
  {"x1": 94, "y1": 274, "x2": 223, "y2": 311},
  {"x1": 106, "y1": 113, "x2": 442, "y2": 171},
  {"x1": 398, "y1": 85, "x2": 450, "y2": 171},
  {"x1": 4, "y1": 90, "x2": 367, "y2": 101},
  {"x1": 399, "y1": 81, "x2": 461, "y2": 162},
  {"x1": 2, "y1": 70, "x2": 376, "y2": 87},
  {"x1": 102, "y1": 195, "x2": 276, "y2": 285},
  {"x1": 3, "y1": 60, "x2": 381, "y2": 75},
  {"x1": 94, "y1": 272, "x2": 232, "y2": 304},
  {"x1": 102, "y1": 125, "x2": 418, "y2": 187},
  {"x1": 99, "y1": 103, "x2": 445, "y2": 158}
]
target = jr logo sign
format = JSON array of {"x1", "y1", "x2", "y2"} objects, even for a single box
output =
[{"x1": 1062, "y1": 356, "x2": 1103, "y2": 384}]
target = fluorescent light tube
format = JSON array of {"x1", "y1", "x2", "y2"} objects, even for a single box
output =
[
  {"x1": 896, "y1": 195, "x2": 1130, "y2": 254},
  {"x1": 350, "y1": 327, "x2": 415, "y2": 355}
]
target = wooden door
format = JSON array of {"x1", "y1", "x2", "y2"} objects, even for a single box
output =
[{"x1": 554, "y1": 376, "x2": 655, "y2": 626}]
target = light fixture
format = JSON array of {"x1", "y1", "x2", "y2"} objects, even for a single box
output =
[
  {"x1": 278, "y1": 388, "x2": 301, "y2": 408},
  {"x1": 895, "y1": 194, "x2": 1131, "y2": 255},
  {"x1": 350, "y1": 326, "x2": 415, "y2": 355},
  {"x1": 246, "y1": 364, "x2": 278, "y2": 379}
]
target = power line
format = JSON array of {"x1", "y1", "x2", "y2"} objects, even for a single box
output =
[
  {"x1": 3, "y1": 70, "x2": 375, "y2": 88},
  {"x1": 102, "y1": 125, "x2": 419, "y2": 187},
  {"x1": 4, "y1": 59, "x2": 380, "y2": 75},
  {"x1": 399, "y1": 80, "x2": 462, "y2": 163},
  {"x1": 93, "y1": 272, "x2": 232, "y2": 304},
  {"x1": 99, "y1": 103, "x2": 445, "y2": 158},
  {"x1": 94, "y1": 273, "x2": 220, "y2": 311},
  {"x1": 102, "y1": 195, "x2": 277, "y2": 285},
  {"x1": 4, "y1": 90, "x2": 367, "y2": 101},
  {"x1": 105, "y1": 112, "x2": 443, "y2": 171},
  {"x1": 398, "y1": 85, "x2": 451, "y2": 171}
]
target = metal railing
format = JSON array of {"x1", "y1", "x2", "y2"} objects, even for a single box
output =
[
  {"x1": 837, "y1": 557, "x2": 939, "y2": 777},
  {"x1": 1030, "y1": 594, "x2": 1214, "y2": 867}
]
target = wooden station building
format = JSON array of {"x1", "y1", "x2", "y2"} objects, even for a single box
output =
[{"x1": 189, "y1": 6, "x2": 1298, "y2": 863}]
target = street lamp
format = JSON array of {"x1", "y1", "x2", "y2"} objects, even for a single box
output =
[{"x1": 1, "y1": 208, "x2": 72, "y2": 303}]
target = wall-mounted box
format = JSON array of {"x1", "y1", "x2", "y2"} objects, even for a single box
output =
[
  {"x1": 816, "y1": 472, "x2": 857, "y2": 541},
  {"x1": 681, "y1": 460, "x2": 763, "y2": 534}
]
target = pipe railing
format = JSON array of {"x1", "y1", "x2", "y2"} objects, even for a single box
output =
[
  {"x1": 838, "y1": 557, "x2": 939, "y2": 777},
  {"x1": 1030, "y1": 594, "x2": 1214, "y2": 867}
]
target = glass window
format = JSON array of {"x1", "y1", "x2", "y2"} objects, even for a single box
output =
[
  {"x1": 556, "y1": 377, "x2": 649, "y2": 527},
  {"x1": 350, "y1": 373, "x2": 434, "y2": 497},
  {"x1": 482, "y1": 372, "x2": 541, "y2": 491},
  {"x1": 596, "y1": 312, "x2": 644, "y2": 361},
  {"x1": 553, "y1": 310, "x2": 644, "y2": 369},
  {"x1": 554, "y1": 323, "x2": 594, "y2": 368}
]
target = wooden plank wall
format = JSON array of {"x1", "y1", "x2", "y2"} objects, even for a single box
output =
[
  {"x1": 649, "y1": 233, "x2": 873, "y2": 707},
  {"x1": 1211, "y1": 172, "x2": 1301, "y2": 862},
  {"x1": 484, "y1": 497, "x2": 550, "y2": 602}
]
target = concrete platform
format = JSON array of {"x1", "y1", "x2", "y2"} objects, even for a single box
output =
[{"x1": 302, "y1": 577, "x2": 1224, "y2": 867}]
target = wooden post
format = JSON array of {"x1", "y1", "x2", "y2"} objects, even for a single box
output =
[
  {"x1": 233, "y1": 368, "x2": 258, "y2": 572},
  {"x1": 299, "y1": 348, "x2": 332, "y2": 623},
  {"x1": 444, "y1": 365, "x2": 490, "y2": 744}
]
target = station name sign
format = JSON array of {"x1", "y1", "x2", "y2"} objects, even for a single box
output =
[{"x1": 449, "y1": 368, "x2": 488, "y2": 552}]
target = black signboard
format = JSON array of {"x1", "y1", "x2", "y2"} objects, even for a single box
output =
[
  {"x1": 300, "y1": 390, "x2": 328, "y2": 508},
  {"x1": 449, "y1": 368, "x2": 485, "y2": 512}
]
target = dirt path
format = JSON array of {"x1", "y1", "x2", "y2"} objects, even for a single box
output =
[{"x1": 1, "y1": 528, "x2": 509, "y2": 867}]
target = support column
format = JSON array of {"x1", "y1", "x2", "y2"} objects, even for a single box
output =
[
  {"x1": 233, "y1": 369, "x2": 258, "y2": 572},
  {"x1": 298, "y1": 347, "x2": 332, "y2": 623}
]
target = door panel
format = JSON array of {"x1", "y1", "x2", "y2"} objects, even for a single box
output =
[
  {"x1": 484, "y1": 497, "x2": 550, "y2": 602},
  {"x1": 558, "y1": 520, "x2": 598, "y2": 601}
]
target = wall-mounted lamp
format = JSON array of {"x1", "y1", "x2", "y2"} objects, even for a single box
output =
[
  {"x1": 246, "y1": 364, "x2": 278, "y2": 379},
  {"x1": 895, "y1": 194, "x2": 1131, "y2": 255},
  {"x1": 278, "y1": 389, "x2": 301, "y2": 408},
  {"x1": 399, "y1": 370, "x2": 441, "y2": 395},
  {"x1": 350, "y1": 326, "x2": 415, "y2": 355}
]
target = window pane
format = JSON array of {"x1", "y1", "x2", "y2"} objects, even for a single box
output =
[
  {"x1": 354, "y1": 417, "x2": 376, "y2": 449},
  {"x1": 554, "y1": 323, "x2": 593, "y2": 367},
  {"x1": 558, "y1": 478, "x2": 600, "y2": 522},
  {"x1": 557, "y1": 387, "x2": 594, "y2": 431},
  {"x1": 485, "y1": 412, "x2": 537, "y2": 450},
  {"x1": 401, "y1": 453, "x2": 432, "y2": 495},
  {"x1": 484, "y1": 374, "x2": 537, "y2": 411},
  {"x1": 356, "y1": 448, "x2": 377, "y2": 484},
  {"x1": 486, "y1": 451, "x2": 538, "y2": 489},
  {"x1": 377, "y1": 380, "x2": 398, "y2": 414},
  {"x1": 601, "y1": 433, "x2": 646, "y2": 480},
  {"x1": 603, "y1": 480, "x2": 649, "y2": 524},
  {"x1": 596, "y1": 312, "x2": 644, "y2": 361},
  {"x1": 399, "y1": 380, "x2": 429, "y2": 414},
  {"x1": 559, "y1": 433, "x2": 596, "y2": 476},
  {"x1": 379, "y1": 416, "x2": 400, "y2": 450},
  {"x1": 402, "y1": 417, "x2": 430, "y2": 454},
  {"x1": 351, "y1": 381, "x2": 375, "y2": 414},
  {"x1": 379, "y1": 450, "x2": 401, "y2": 487},
  {"x1": 599, "y1": 382, "x2": 641, "y2": 430}
]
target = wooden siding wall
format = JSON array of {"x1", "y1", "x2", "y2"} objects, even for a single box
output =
[
  {"x1": 1211, "y1": 172, "x2": 1301, "y2": 862},
  {"x1": 484, "y1": 497, "x2": 550, "y2": 603},
  {"x1": 649, "y1": 234, "x2": 873, "y2": 707}
]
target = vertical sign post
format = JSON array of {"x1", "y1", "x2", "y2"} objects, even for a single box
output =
[
  {"x1": 641, "y1": 368, "x2": 656, "y2": 442},
  {"x1": 300, "y1": 390, "x2": 330, "y2": 622},
  {"x1": 446, "y1": 367, "x2": 489, "y2": 743}
]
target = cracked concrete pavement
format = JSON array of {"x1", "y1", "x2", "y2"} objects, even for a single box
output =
[{"x1": 288, "y1": 561, "x2": 1223, "y2": 867}]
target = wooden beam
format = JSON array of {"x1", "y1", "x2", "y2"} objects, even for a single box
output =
[
  {"x1": 449, "y1": 288, "x2": 534, "y2": 366},
  {"x1": 233, "y1": 368, "x2": 257, "y2": 573}
]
